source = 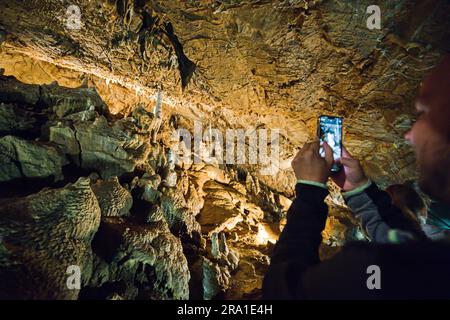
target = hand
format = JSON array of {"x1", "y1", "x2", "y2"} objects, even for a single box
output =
[
  {"x1": 331, "y1": 146, "x2": 368, "y2": 191},
  {"x1": 292, "y1": 140, "x2": 334, "y2": 184}
]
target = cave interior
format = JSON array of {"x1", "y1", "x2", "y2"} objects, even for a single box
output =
[{"x1": 0, "y1": 0, "x2": 449, "y2": 300}]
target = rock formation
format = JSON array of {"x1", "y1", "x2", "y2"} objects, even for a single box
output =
[
  {"x1": 0, "y1": 75, "x2": 289, "y2": 299},
  {"x1": 0, "y1": 177, "x2": 101, "y2": 299}
]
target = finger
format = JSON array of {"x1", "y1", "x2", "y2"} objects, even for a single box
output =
[
  {"x1": 293, "y1": 148, "x2": 302, "y2": 159},
  {"x1": 309, "y1": 140, "x2": 320, "y2": 154},
  {"x1": 298, "y1": 142, "x2": 314, "y2": 157},
  {"x1": 340, "y1": 157, "x2": 358, "y2": 168},
  {"x1": 323, "y1": 141, "x2": 334, "y2": 167},
  {"x1": 303, "y1": 140, "x2": 314, "y2": 150},
  {"x1": 342, "y1": 146, "x2": 352, "y2": 158}
]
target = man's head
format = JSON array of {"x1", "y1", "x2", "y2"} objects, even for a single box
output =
[{"x1": 405, "y1": 54, "x2": 450, "y2": 204}]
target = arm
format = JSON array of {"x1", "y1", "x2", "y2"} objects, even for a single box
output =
[
  {"x1": 344, "y1": 181, "x2": 415, "y2": 243},
  {"x1": 333, "y1": 147, "x2": 421, "y2": 242},
  {"x1": 263, "y1": 183, "x2": 328, "y2": 299},
  {"x1": 263, "y1": 141, "x2": 334, "y2": 299}
]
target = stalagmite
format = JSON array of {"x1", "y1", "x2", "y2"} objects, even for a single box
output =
[{"x1": 151, "y1": 89, "x2": 163, "y2": 143}]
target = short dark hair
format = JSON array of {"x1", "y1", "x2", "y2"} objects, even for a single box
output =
[{"x1": 386, "y1": 184, "x2": 425, "y2": 215}]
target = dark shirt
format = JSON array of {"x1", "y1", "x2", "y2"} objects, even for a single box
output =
[{"x1": 263, "y1": 183, "x2": 450, "y2": 299}]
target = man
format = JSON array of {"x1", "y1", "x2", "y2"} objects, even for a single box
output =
[{"x1": 263, "y1": 55, "x2": 450, "y2": 299}]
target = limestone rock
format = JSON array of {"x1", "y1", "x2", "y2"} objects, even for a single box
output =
[
  {"x1": 47, "y1": 124, "x2": 80, "y2": 160},
  {"x1": 40, "y1": 84, "x2": 106, "y2": 118},
  {"x1": 184, "y1": 181, "x2": 205, "y2": 216},
  {"x1": 198, "y1": 180, "x2": 266, "y2": 235},
  {"x1": 145, "y1": 205, "x2": 165, "y2": 223},
  {"x1": 0, "y1": 135, "x2": 68, "y2": 182},
  {"x1": 65, "y1": 110, "x2": 98, "y2": 122},
  {"x1": 211, "y1": 232, "x2": 239, "y2": 270},
  {"x1": 224, "y1": 248, "x2": 270, "y2": 300},
  {"x1": 87, "y1": 219, "x2": 190, "y2": 300},
  {"x1": 137, "y1": 173, "x2": 162, "y2": 204},
  {"x1": 0, "y1": 103, "x2": 38, "y2": 135},
  {"x1": 190, "y1": 255, "x2": 233, "y2": 300},
  {"x1": 0, "y1": 75, "x2": 40, "y2": 106},
  {"x1": 188, "y1": 233, "x2": 241, "y2": 300},
  {"x1": 74, "y1": 116, "x2": 151, "y2": 178},
  {"x1": 0, "y1": 177, "x2": 101, "y2": 299},
  {"x1": 132, "y1": 106, "x2": 155, "y2": 133},
  {"x1": 162, "y1": 170, "x2": 178, "y2": 188},
  {"x1": 160, "y1": 189, "x2": 202, "y2": 241},
  {"x1": 322, "y1": 216, "x2": 349, "y2": 247},
  {"x1": 202, "y1": 257, "x2": 231, "y2": 300},
  {"x1": 91, "y1": 177, "x2": 133, "y2": 217},
  {"x1": 1, "y1": 0, "x2": 450, "y2": 194}
]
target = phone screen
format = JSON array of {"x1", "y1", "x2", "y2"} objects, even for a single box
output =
[{"x1": 318, "y1": 116, "x2": 342, "y2": 172}]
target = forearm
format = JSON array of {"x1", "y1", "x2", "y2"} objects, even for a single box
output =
[
  {"x1": 271, "y1": 183, "x2": 329, "y2": 264},
  {"x1": 344, "y1": 181, "x2": 415, "y2": 243},
  {"x1": 346, "y1": 189, "x2": 397, "y2": 242},
  {"x1": 263, "y1": 183, "x2": 329, "y2": 299}
]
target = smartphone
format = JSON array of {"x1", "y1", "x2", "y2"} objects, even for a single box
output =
[{"x1": 317, "y1": 115, "x2": 343, "y2": 172}]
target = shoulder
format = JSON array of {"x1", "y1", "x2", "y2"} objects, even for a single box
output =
[{"x1": 300, "y1": 241, "x2": 450, "y2": 299}]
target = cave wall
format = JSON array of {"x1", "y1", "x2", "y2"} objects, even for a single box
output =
[{"x1": 0, "y1": 74, "x2": 298, "y2": 299}]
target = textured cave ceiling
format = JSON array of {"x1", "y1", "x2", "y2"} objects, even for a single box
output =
[{"x1": 1, "y1": 0, "x2": 450, "y2": 195}]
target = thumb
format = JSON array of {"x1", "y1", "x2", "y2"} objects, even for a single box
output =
[
  {"x1": 340, "y1": 157, "x2": 356, "y2": 168},
  {"x1": 323, "y1": 141, "x2": 334, "y2": 167},
  {"x1": 342, "y1": 146, "x2": 352, "y2": 158}
]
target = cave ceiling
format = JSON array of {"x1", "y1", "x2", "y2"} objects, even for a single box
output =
[{"x1": 1, "y1": 0, "x2": 450, "y2": 195}]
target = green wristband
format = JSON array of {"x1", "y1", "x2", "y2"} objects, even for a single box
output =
[
  {"x1": 296, "y1": 180, "x2": 328, "y2": 190},
  {"x1": 342, "y1": 179, "x2": 372, "y2": 198}
]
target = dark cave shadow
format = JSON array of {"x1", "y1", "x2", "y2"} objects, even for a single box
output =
[{"x1": 0, "y1": 164, "x2": 95, "y2": 198}]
